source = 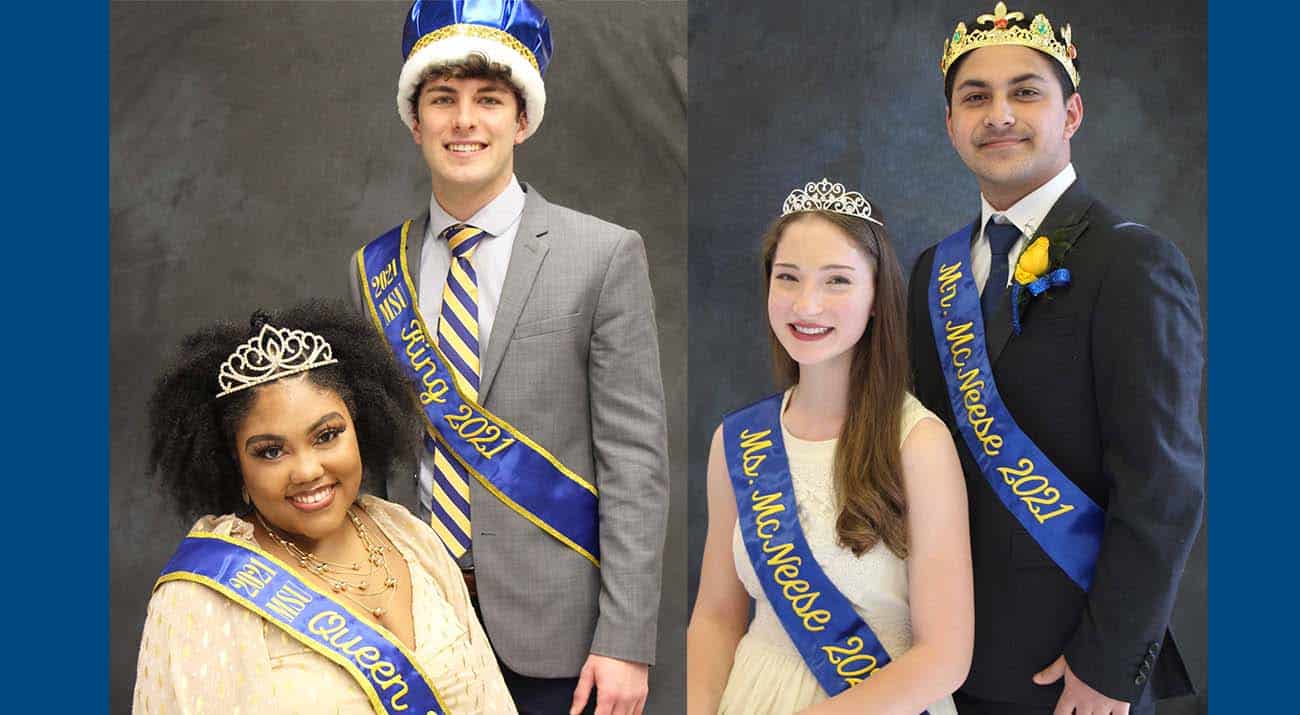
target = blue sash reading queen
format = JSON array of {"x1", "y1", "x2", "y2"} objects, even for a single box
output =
[
  {"x1": 928, "y1": 225, "x2": 1104, "y2": 590},
  {"x1": 724, "y1": 395, "x2": 924, "y2": 708},
  {"x1": 356, "y1": 221, "x2": 600, "y2": 566},
  {"x1": 156, "y1": 533, "x2": 445, "y2": 715}
]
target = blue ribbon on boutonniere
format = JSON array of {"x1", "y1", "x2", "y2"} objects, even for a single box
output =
[
  {"x1": 1010, "y1": 231, "x2": 1076, "y2": 336},
  {"x1": 1011, "y1": 268, "x2": 1072, "y2": 335}
]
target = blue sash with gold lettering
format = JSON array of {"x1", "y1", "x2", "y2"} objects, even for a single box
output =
[
  {"x1": 356, "y1": 222, "x2": 600, "y2": 566},
  {"x1": 724, "y1": 395, "x2": 923, "y2": 706},
  {"x1": 156, "y1": 532, "x2": 446, "y2": 715},
  {"x1": 927, "y1": 225, "x2": 1104, "y2": 590}
]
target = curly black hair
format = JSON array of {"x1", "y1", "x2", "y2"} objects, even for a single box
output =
[{"x1": 148, "y1": 300, "x2": 422, "y2": 521}]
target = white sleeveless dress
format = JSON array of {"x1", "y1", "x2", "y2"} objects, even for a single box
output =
[{"x1": 718, "y1": 391, "x2": 958, "y2": 715}]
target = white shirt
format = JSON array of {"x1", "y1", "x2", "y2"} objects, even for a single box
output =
[
  {"x1": 417, "y1": 175, "x2": 526, "y2": 352},
  {"x1": 972, "y1": 163, "x2": 1076, "y2": 294},
  {"x1": 415, "y1": 176, "x2": 525, "y2": 563}
]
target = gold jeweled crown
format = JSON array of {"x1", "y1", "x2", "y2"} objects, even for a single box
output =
[
  {"x1": 782, "y1": 178, "x2": 884, "y2": 226},
  {"x1": 216, "y1": 323, "x2": 339, "y2": 398},
  {"x1": 940, "y1": 2, "x2": 1079, "y2": 88}
]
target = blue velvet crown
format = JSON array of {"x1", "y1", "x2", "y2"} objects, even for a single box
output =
[{"x1": 402, "y1": 0, "x2": 552, "y2": 75}]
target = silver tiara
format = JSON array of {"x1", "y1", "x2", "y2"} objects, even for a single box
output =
[
  {"x1": 216, "y1": 323, "x2": 339, "y2": 398},
  {"x1": 781, "y1": 178, "x2": 884, "y2": 226}
]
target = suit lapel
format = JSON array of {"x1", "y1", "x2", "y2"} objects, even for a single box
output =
[
  {"x1": 407, "y1": 210, "x2": 430, "y2": 294},
  {"x1": 984, "y1": 285, "x2": 1015, "y2": 366},
  {"x1": 987, "y1": 180, "x2": 1095, "y2": 366},
  {"x1": 479, "y1": 185, "x2": 550, "y2": 401}
]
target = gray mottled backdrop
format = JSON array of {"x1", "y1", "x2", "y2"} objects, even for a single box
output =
[
  {"x1": 687, "y1": 1, "x2": 1206, "y2": 713},
  {"x1": 111, "y1": 1, "x2": 686, "y2": 713}
]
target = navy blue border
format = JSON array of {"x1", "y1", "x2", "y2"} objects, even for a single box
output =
[
  {"x1": 1207, "y1": 0, "x2": 1291, "y2": 710},
  {"x1": 4, "y1": 3, "x2": 108, "y2": 711},
  {"x1": 0, "y1": 0, "x2": 1275, "y2": 711}
]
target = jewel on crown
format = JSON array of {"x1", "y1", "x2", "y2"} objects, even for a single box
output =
[
  {"x1": 216, "y1": 323, "x2": 340, "y2": 398},
  {"x1": 781, "y1": 178, "x2": 884, "y2": 226}
]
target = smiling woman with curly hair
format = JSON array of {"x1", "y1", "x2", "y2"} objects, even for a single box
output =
[{"x1": 134, "y1": 301, "x2": 518, "y2": 714}]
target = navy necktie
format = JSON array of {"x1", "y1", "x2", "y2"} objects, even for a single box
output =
[{"x1": 981, "y1": 217, "x2": 1021, "y2": 327}]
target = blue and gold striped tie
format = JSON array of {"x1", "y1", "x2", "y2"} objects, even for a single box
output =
[{"x1": 425, "y1": 223, "x2": 485, "y2": 558}]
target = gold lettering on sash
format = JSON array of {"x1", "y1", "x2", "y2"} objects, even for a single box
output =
[
  {"x1": 748, "y1": 487, "x2": 833, "y2": 632},
  {"x1": 944, "y1": 321, "x2": 1004, "y2": 456},
  {"x1": 227, "y1": 557, "x2": 276, "y2": 598},
  {"x1": 307, "y1": 610, "x2": 412, "y2": 709},
  {"x1": 264, "y1": 582, "x2": 313, "y2": 621},
  {"x1": 400, "y1": 320, "x2": 450, "y2": 405},
  {"x1": 442, "y1": 404, "x2": 517, "y2": 461},
  {"x1": 394, "y1": 315, "x2": 516, "y2": 462},
  {"x1": 378, "y1": 285, "x2": 410, "y2": 326},
  {"x1": 762, "y1": 540, "x2": 802, "y2": 568},
  {"x1": 937, "y1": 261, "x2": 963, "y2": 309},
  {"x1": 821, "y1": 636, "x2": 880, "y2": 685},
  {"x1": 739, "y1": 428, "x2": 774, "y2": 477},
  {"x1": 934, "y1": 264, "x2": 1080, "y2": 536},
  {"x1": 997, "y1": 458, "x2": 1077, "y2": 524},
  {"x1": 369, "y1": 259, "x2": 399, "y2": 298}
]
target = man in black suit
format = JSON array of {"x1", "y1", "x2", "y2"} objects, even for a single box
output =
[{"x1": 906, "y1": 5, "x2": 1204, "y2": 714}]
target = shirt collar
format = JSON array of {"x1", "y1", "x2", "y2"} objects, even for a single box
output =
[
  {"x1": 429, "y1": 175, "x2": 525, "y2": 240},
  {"x1": 979, "y1": 163, "x2": 1077, "y2": 239}
]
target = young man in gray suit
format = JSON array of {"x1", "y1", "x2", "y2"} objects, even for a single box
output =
[{"x1": 349, "y1": 2, "x2": 668, "y2": 713}]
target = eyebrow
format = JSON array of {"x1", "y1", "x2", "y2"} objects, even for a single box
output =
[
  {"x1": 243, "y1": 412, "x2": 344, "y2": 449},
  {"x1": 1011, "y1": 72, "x2": 1047, "y2": 84},
  {"x1": 956, "y1": 73, "x2": 1045, "y2": 92},
  {"x1": 774, "y1": 262, "x2": 858, "y2": 271},
  {"x1": 425, "y1": 84, "x2": 509, "y2": 95}
]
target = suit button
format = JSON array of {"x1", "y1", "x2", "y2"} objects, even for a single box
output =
[{"x1": 1147, "y1": 642, "x2": 1160, "y2": 655}]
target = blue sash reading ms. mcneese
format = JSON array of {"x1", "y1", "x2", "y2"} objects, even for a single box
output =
[
  {"x1": 723, "y1": 395, "x2": 925, "y2": 709},
  {"x1": 927, "y1": 225, "x2": 1104, "y2": 590},
  {"x1": 356, "y1": 221, "x2": 599, "y2": 566},
  {"x1": 156, "y1": 533, "x2": 446, "y2": 715}
]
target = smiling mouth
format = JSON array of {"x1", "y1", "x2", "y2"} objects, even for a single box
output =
[
  {"x1": 789, "y1": 323, "x2": 833, "y2": 341},
  {"x1": 978, "y1": 137, "x2": 1026, "y2": 149},
  {"x1": 446, "y1": 142, "x2": 487, "y2": 154},
  {"x1": 287, "y1": 483, "x2": 337, "y2": 512}
]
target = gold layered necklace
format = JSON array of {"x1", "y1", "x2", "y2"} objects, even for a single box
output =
[{"x1": 255, "y1": 507, "x2": 398, "y2": 619}]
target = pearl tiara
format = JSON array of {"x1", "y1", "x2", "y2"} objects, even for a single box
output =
[{"x1": 781, "y1": 178, "x2": 884, "y2": 226}]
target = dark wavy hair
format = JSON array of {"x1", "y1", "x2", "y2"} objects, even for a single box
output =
[
  {"x1": 408, "y1": 53, "x2": 527, "y2": 124},
  {"x1": 148, "y1": 301, "x2": 422, "y2": 521},
  {"x1": 761, "y1": 207, "x2": 912, "y2": 558}
]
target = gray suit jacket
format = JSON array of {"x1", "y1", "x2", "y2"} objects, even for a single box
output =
[{"x1": 349, "y1": 184, "x2": 669, "y2": 677}]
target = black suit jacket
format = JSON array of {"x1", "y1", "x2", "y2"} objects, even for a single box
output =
[{"x1": 906, "y1": 181, "x2": 1203, "y2": 707}]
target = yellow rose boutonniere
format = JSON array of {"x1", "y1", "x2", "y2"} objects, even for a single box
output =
[
  {"x1": 1010, "y1": 234, "x2": 1073, "y2": 335},
  {"x1": 1014, "y1": 236, "x2": 1051, "y2": 285}
]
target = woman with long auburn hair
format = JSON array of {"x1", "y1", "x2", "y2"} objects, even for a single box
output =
[{"x1": 687, "y1": 180, "x2": 973, "y2": 714}]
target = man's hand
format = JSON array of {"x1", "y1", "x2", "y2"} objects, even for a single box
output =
[
  {"x1": 570, "y1": 653, "x2": 649, "y2": 715},
  {"x1": 1034, "y1": 655, "x2": 1130, "y2": 715}
]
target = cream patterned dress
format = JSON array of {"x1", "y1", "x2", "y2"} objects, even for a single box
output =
[
  {"x1": 132, "y1": 495, "x2": 517, "y2": 714},
  {"x1": 718, "y1": 391, "x2": 958, "y2": 715}
]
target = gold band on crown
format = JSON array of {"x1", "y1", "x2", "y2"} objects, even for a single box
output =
[
  {"x1": 216, "y1": 323, "x2": 339, "y2": 398},
  {"x1": 941, "y1": 2, "x2": 1079, "y2": 88},
  {"x1": 409, "y1": 23, "x2": 540, "y2": 73}
]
